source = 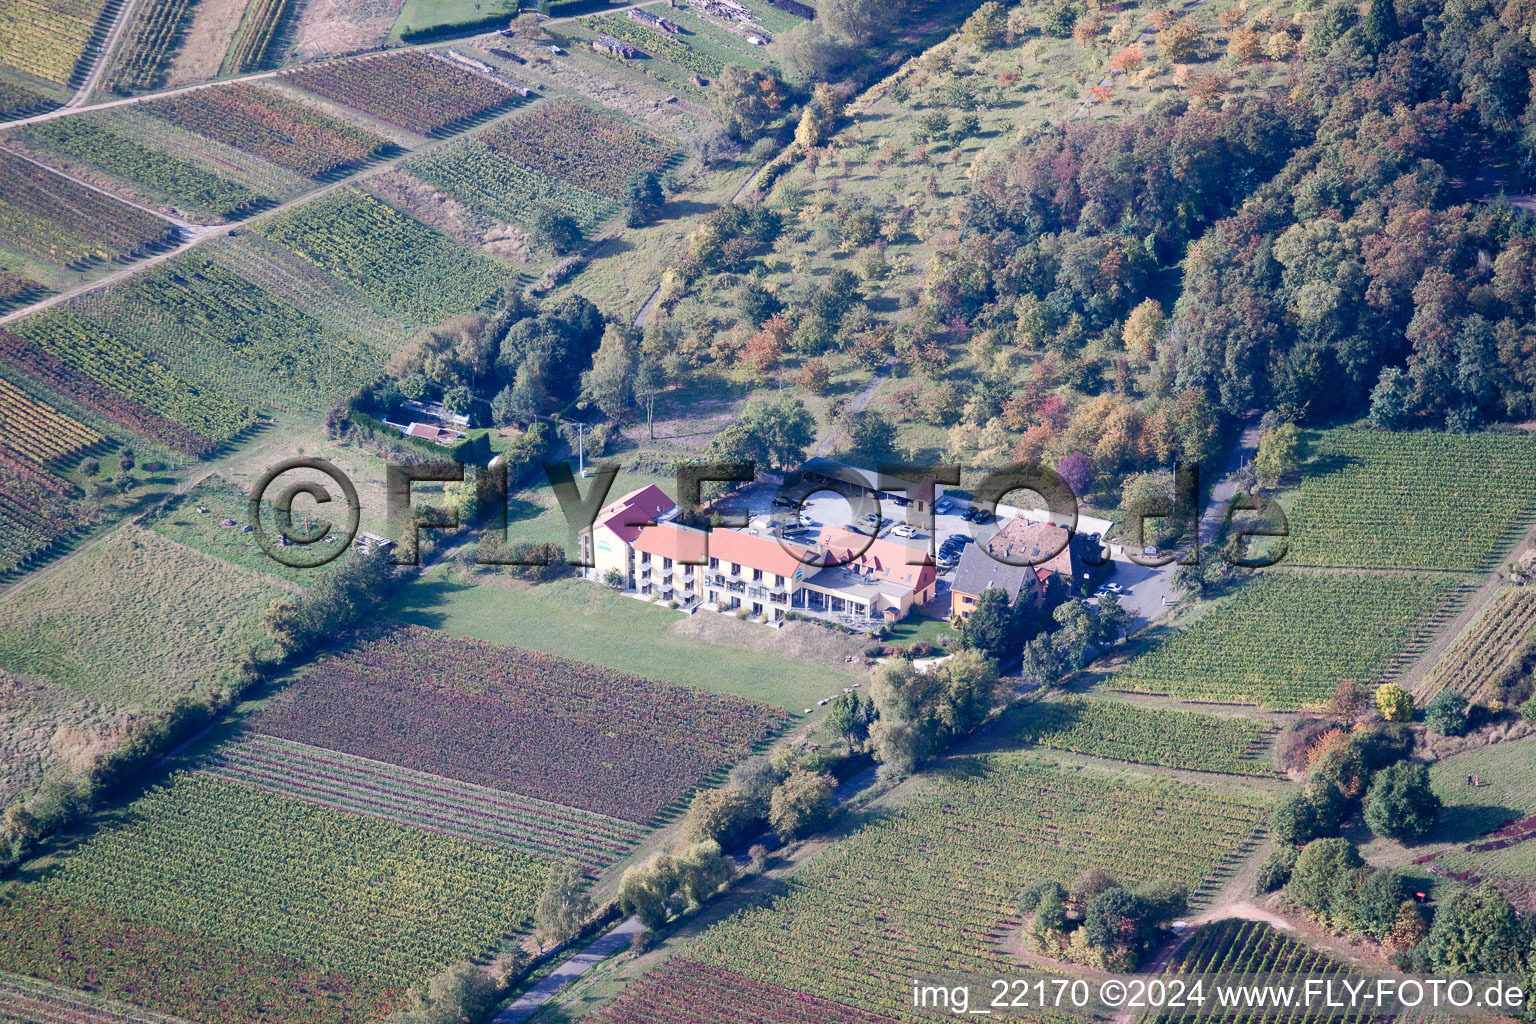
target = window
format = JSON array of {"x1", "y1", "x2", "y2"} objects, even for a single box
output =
[
  {"x1": 753, "y1": 568, "x2": 763, "y2": 582},
  {"x1": 663, "y1": 557, "x2": 673, "y2": 569},
  {"x1": 775, "y1": 574, "x2": 785, "y2": 587},
  {"x1": 709, "y1": 557, "x2": 719, "y2": 570},
  {"x1": 640, "y1": 552, "x2": 651, "y2": 565},
  {"x1": 731, "y1": 562, "x2": 741, "y2": 576}
]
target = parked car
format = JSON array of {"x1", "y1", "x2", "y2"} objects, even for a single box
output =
[
  {"x1": 892, "y1": 522, "x2": 917, "y2": 539},
  {"x1": 798, "y1": 513, "x2": 815, "y2": 528},
  {"x1": 945, "y1": 533, "x2": 973, "y2": 547},
  {"x1": 890, "y1": 495, "x2": 911, "y2": 507},
  {"x1": 935, "y1": 498, "x2": 954, "y2": 514},
  {"x1": 771, "y1": 494, "x2": 797, "y2": 509},
  {"x1": 857, "y1": 512, "x2": 881, "y2": 530},
  {"x1": 1105, "y1": 582, "x2": 1124, "y2": 594},
  {"x1": 970, "y1": 507, "x2": 993, "y2": 524},
  {"x1": 960, "y1": 506, "x2": 980, "y2": 523}
]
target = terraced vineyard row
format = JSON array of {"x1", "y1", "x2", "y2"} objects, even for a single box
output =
[
  {"x1": 103, "y1": 0, "x2": 194, "y2": 91},
  {"x1": 201, "y1": 734, "x2": 647, "y2": 870},
  {"x1": 0, "y1": 972, "x2": 189, "y2": 1024},
  {"x1": 673, "y1": 756, "x2": 1269, "y2": 1022},
  {"x1": 141, "y1": 84, "x2": 390, "y2": 179},
  {"x1": 1416, "y1": 588, "x2": 1536, "y2": 705},
  {"x1": 1150, "y1": 919, "x2": 1371, "y2": 1024},
  {"x1": 485, "y1": 99, "x2": 675, "y2": 198},
  {"x1": 9, "y1": 311, "x2": 257, "y2": 445},
  {"x1": 25, "y1": 119, "x2": 270, "y2": 219},
  {"x1": 0, "y1": 774, "x2": 549, "y2": 990},
  {"x1": 1107, "y1": 571, "x2": 1460, "y2": 709},
  {"x1": 0, "y1": 377, "x2": 100, "y2": 463},
  {"x1": 254, "y1": 188, "x2": 507, "y2": 322},
  {"x1": 222, "y1": 0, "x2": 289, "y2": 72},
  {"x1": 0, "y1": 152, "x2": 175, "y2": 266},
  {"x1": 286, "y1": 51, "x2": 518, "y2": 135},
  {"x1": 0, "y1": 0, "x2": 106, "y2": 83},
  {"x1": 76, "y1": 250, "x2": 387, "y2": 413},
  {"x1": 0, "y1": 328, "x2": 214, "y2": 455},
  {"x1": 582, "y1": 14, "x2": 726, "y2": 77},
  {"x1": 1283, "y1": 430, "x2": 1536, "y2": 571},
  {"x1": 410, "y1": 140, "x2": 616, "y2": 233},
  {"x1": 1014, "y1": 696, "x2": 1279, "y2": 776},
  {"x1": 252, "y1": 623, "x2": 790, "y2": 822},
  {"x1": 0, "y1": 442, "x2": 95, "y2": 575}
]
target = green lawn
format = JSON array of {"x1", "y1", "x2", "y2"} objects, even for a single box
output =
[
  {"x1": 386, "y1": 572, "x2": 850, "y2": 711},
  {"x1": 387, "y1": 0, "x2": 519, "y2": 42},
  {"x1": 883, "y1": 611, "x2": 958, "y2": 650},
  {"x1": 502, "y1": 463, "x2": 678, "y2": 549}
]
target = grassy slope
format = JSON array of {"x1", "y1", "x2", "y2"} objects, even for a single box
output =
[{"x1": 386, "y1": 571, "x2": 852, "y2": 711}]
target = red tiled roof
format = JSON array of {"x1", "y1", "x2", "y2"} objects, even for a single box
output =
[
  {"x1": 632, "y1": 522, "x2": 708, "y2": 563},
  {"x1": 815, "y1": 527, "x2": 936, "y2": 593},
  {"x1": 706, "y1": 528, "x2": 812, "y2": 578},
  {"x1": 595, "y1": 484, "x2": 675, "y2": 544}
]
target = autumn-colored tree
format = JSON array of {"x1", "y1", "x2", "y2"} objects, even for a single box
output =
[
  {"x1": 1158, "y1": 19, "x2": 1200, "y2": 61},
  {"x1": 1110, "y1": 45, "x2": 1144, "y2": 72},
  {"x1": 1012, "y1": 423, "x2": 1062, "y2": 464},
  {"x1": 1188, "y1": 71, "x2": 1226, "y2": 100},
  {"x1": 1122, "y1": 297, "x2": 1165, "y2": 365},
  {"x1": 1227, "y1": 27, "x2": 1263, "y2": 61},
  {"x1": 1037, "y1": 394, "x2": 1071, "y2": 430},
  {"x1": 760, "y1": 312, "x2": 793, "y2": 347},
  {"x1": 794, "y1": 357, "x2": 832, "y2": 394},
  {"x1": 1149, "y1": 7, "x2": 1177, "y2": 30},
  {"x1": 1073, "y1": 16, "x2": 1105, "y2": 46},
  {"x1": 1089, "y1": 84, "x2": 1115, "y2": 103},
  {"x1": 740, "y1": 328, "x2": 783, "y2": 383},
  {"x1": 1264, "y1": 29, "x2": 1298, "y2": 59}
]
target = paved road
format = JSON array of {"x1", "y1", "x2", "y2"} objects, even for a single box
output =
[
  {"x1": 64, "y1": 0, "x2": 145, "y2": 109},
  {"x1": 492, "y1": 918, "x2": 644, "y2": 1024}
]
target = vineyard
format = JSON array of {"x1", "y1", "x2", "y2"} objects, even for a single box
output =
[
  {"x1": 103, "y1": 0, "x2": 194, "y2": 92},
  {"x1": 410, "y1": 140, "x2": 616, "y2": 233},
  {"x1": 1013, "y1": 696, "x2": 1279, "y2": 776},
  {"x1": 1282, "y1": 430, "x2": 1536, "y2": 570},
  {"x1": 141, "y1": 84, "x2": 390, "y2": 178},
  {"x1": 0, "y1": 81, "x2": 53, "y2": 118},
  {"x1": 0, "y1": 328, "x2": 215, "y2": 455},
  {"x1": 0, "y1": 894, "x2": 395, "y2": 1024},
  {"x1": 0, "y1": 971, "x2": 193, "y2": 1024},
  {"x1": 9, "y1": 310, "x2": 258, "y2": 444},
  {"x1": 201, "y1": 734, "x2": 647, "y2": 870},
  {"x1": 251, "y1": 624, "x2": 789, "y2": 822},
  {"x1": 0, "y1": 773, "x2": 549, "y2": 1020},
  {"x1": 0, "y1": 0, "x2": 106, "y2": 83},
  {"x1": 0, "y1": 152, "x2": 176, "y2": 266},
  {"x1": 25, "y1": 119, "x2": 270, "y2": 220},
  {"x1": 222, "y1": 0, "x2": 291, "y2": 72},
  {"x1": 1107, "y1": 571, "x2": 1458, "y2": 709},
  {"x1": 595, "y1": 960, "x2": 908, "y2": 1024},
  {"x1": 666, "y1": 755, "x2": 1268, "y2": 1021},
  {"x1": 254, "y1": 189, "x2": 506, "y2": 322},
  {"x1": 77, "y1": 251, "x2": 388, "y2": 413},
  {"x1": 1417, "y1": 588, "x2": 1536, "y2": 706},
  {"x1": 0, "y1": 528, "x2": 279, "y2": 709},
  {"x1": 0, "y1": 376, "x2": 101, "y2": 463},
  {"x1": 286, "y1": 51, "x2": 518, "y2": 135},
  {"x1": 1150, "y1": 919, "x2": 1369, "y2": 1024},
  {"x1": 485, "y1": 100, "x2": 675, "y2": 199},
  {"x1": 0, "y1": 441, "x2": 95, "y2": 575},
  {"x1": 0, "y1": 269, "x2": 43, "y2": 310},
  {"x1": 581, "y1": 15, "x2": 726, "y2": 77}
]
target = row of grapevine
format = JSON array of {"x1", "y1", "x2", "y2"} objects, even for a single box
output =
[
  {"x1": 0, "y1": 328, "x2": 214, "y2": 455},
  {"x1": 1014, "y1": 695, "x2": 1279, "y2": 776},
  {"x1": 102, "y1": 0, "x2": 194, "y2": 92},
  {"x1": 0, "y1": 268, "x2": 44, "y2": 310},
  {"x1": 650, "y1": 755, "x2": 1271, "y2": 1022},
  {"x1": 581, "y1": 14, "x2": 726, "y2": 77},
  {"x1": 0, "y1": 971, "x2": 190, "y2": 1024},
  {"x1": 1417, "y1": 588, "x2": 1536, "y2": 705},
  {"x1": 285, "y1": 50, "x2": 519, "y2": 135},
  {"x1": 141, "y1": 84, "x2": 390, "y2": 179},
  {"x1": 251, "y1": 623, "x2": 790, "y2": 823},
  {"x1": 1107, "y1": 571, "x2": 1459, "y2": 709},
  {"x1": 8, "y1": 311, "x2": 258, "y2": 444},
  {"x1": 409, "y1": 139, "x2": 616, "y2": 233},
  {"x1": 25, "y1": 119, "x2": 271, "y2": 219},
  {"x1": 201, "y1": 734, "x2": 647, "y2": 870},
  {"x1": 221, "y1": 0, "x2": 292, "y2": 73},
  {"x1": 0, "y1": 0, "x2": 107, "y2": 83},
  {"x1": 254, "y1": 188, "x2": 507, "y2": 322},
  {"x1": 484, "y1": 99, "x2": 676, "y2": 199},
  {"x1": 1283, "y1": 429, "x2": 1536, "y2": 571},
  {"x1": 0, "y1": 81, "x2": 55, "y2": 119},
  {"x1": 0, "y1": 441, "x2": 96, "y2": 575},
  {"x1": 0, "y1": 152, "x2": 176, "y2": 266},
  {"x1": 0, "y1": 376, "x2": 101, "y2": 463},
  {"x1": 596, "y1": 959, "x2": 908, "y2": 1024}
]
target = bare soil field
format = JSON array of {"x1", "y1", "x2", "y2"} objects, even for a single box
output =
[
  {"x1": 289, "y1": 0, "x2": 405, "y2": 61},
  {"x1": 365, "y1": 167, "x2": 532, "y2": 261}
]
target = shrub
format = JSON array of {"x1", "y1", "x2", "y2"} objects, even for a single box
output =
[
  {"x1": 1253, "y1": 846, "x2": 1298, "y2": 894},
  {"x1": 1364, "y1": 762, "x2": 1440, "y2": 842},
  {"x1": 1424, "y1": 690, "x2": 1470, "y2": 737},
  {"x1": 1374, "y1": 683, "x2": 1412, "y2": 722}
]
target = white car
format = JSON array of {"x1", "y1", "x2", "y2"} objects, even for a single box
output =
[
  {"x1": 1105, "y1": 582, "x2": 1124, "y2": 594},
  {"x1": 935, "y1": 498, "x2": 954, "y2": 514},
  {"x1": 798, "y1": 513, "x2": 815, "y2": 528},
  {"x1": 891, "y1": 522, "x2": 917, "y2": 539}
]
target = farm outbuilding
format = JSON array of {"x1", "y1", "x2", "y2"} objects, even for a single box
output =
[{"x1": 628, "y1": 7, "x2": 681, "y2": 32}]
